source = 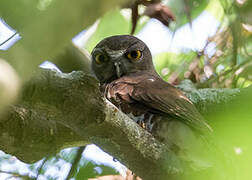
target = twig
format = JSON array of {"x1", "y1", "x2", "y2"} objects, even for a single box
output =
[
  {"x1": 197, "y1": 59, "x2": 250, "y2": 88},
  {"x1": 0, "y1": 32, "x2": 18, "y2": 47},
  {"x1": 36, "y1": 156, "x2": 49, "y2": 179},
  {"x1": 65, "y1": 146, "x2": 86, "y2": 180}
]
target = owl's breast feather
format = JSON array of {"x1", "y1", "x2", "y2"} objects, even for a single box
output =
[{"x1": 104, "y1": 79, "x2": 159, "y2": 131}]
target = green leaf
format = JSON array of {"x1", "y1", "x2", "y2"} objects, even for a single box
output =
[
  {"x1": 75, "y1": 161, "x2": 118, "y2": 180},
  {"x1": 166, "y1": 0, "x2": 210, "y2": 29},
  {"x1": 237, "y1": 77, "x2": 252, "y2": 88},
  {"x1": 85, "y1": 8, "x2": 130, "y2": 52},
  {"x1": 205, "y1": 0, "x2": 224, "y2": 21},
  {"x1": 59, "y1": 148, "x2": 78, "y2": 163},
  {"x1": 75, "y1": 162, "x2": 97, "y2": 180},
  {"x1": 97, "y1": 165, "x2": 118, "y2": 176},
  {"x1": 85, "y1": 8, "x2": 148, "y2": 52}
]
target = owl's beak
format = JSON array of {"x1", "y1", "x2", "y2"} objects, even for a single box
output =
[
  {"x1": 107, "y1": 49, "x2": 126, "y2": 78},
  {"x1": 114, "y1": 61, "x2": 123, "y2": 78}
]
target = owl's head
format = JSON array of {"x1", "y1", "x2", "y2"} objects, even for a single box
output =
[{"x1": 91, "y1": 35, "x2": 155, "y2": 83}]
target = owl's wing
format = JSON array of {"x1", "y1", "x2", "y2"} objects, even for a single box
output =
[
  {"x1": 129, "y1": 77, "x2": 212, "y2": 133},
  {"x1": 106, "y1": 74, "x2": 212, "y2": 133}
]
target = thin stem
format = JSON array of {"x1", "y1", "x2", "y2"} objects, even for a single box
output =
[
  {"x1": 0, "y1": 32, "x2": 18, "y2": 47},
  {"x1": 65, "y1": 146, "x2": 86, "y2": 180}
]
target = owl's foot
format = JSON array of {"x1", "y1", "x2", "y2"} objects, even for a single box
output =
[
  {"x1": 139, "y1": 121, "x2": 146, "y2": 129},
  {"x1": 136, "y1": 118, "x2": 153, "y2": 132}
]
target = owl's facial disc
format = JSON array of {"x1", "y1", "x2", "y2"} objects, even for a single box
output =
[{"x1": 91, "y1": 35, "x2": 156, "y2": 83}]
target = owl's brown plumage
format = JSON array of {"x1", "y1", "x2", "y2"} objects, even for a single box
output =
[{"x1": 91, "y1": 35, "x2": 212, "y2": 135}]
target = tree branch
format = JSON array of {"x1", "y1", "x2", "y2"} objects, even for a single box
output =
[{"x1": 0, "y1": 69, "x2": 240, "y2": 180}]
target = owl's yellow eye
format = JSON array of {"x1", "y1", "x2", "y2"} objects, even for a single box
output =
[
  {"x1": 127, "y1": 50, "x2": 142, "y2": 60},
  {"x1": 95, "y1": 53, "x2": 108, "y2": 64}
]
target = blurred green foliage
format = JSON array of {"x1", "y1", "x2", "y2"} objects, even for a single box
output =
[
  {"x1": 166, "y1": 0, "x2": 210, "y2": 29},
  {"x1": 85, "y1": 8, "x2": 131, "y2": 52},
  {"x1": 208, "y1": 86, "x2": 252, "y2": 180},
  {"x1": 153, "y1": 52, "x2": 197, "y2": 82},
  {"x1": 0, "y1": 0, "x2": 126, "y2": 80},
  {"x1": 85, "y1": 8, "x2": 148, "y2": 52}
]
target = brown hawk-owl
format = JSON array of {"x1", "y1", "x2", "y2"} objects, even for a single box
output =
[
  {"x1": 91, "y1": 35, "x2": 233, "y2": 179},
  {"x1": 91, "y1": 35, "x2": 211, "y2": 134}
]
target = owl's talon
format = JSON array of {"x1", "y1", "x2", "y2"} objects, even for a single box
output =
[{"x1": 141, "y1": 122, "x2": 146, "y2": 129}]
